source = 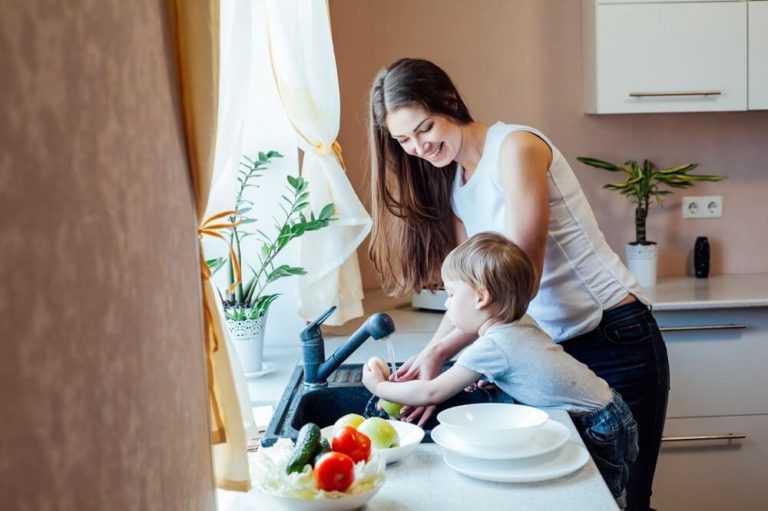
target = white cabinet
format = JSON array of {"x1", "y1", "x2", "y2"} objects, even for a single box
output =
[
  {"x1": 749, "y1": 1, "x2": 768, "y2": 108},
  {"x1": 657, "y1": 308, "x2": 768, "y2": 417},
  {"x1": 583, "y1": 0, "x2": 751, "y2": 113},
  {"x1": 653, "y1": 415, "x2": 768, "y2": 511},
  {"x1": 651, "y1": 307, "x2": 768, "y2": 510}
]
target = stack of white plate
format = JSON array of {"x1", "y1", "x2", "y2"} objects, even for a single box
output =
[{"x1": 432, "y1": 404, "x2": 590, "y2": 483}]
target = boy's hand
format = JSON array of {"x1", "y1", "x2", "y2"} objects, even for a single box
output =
[{"x1": 362, "y1": 359, "x2": 386, "y2": 394}]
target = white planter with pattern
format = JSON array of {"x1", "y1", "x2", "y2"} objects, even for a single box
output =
[
  {"x1": 226, "y1": 315, "x2": 267, "y2": 376},
  {"x1": 626, "y1": 242, "x2": 658, "y2": 289}
]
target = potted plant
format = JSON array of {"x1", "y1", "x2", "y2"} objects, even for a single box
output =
[
  {"x1": 207, "y1": 151, "x2": 334, "y2": 376},
  {"x1": 577, "y1": 157, "x2": 725, "y2": 287}
]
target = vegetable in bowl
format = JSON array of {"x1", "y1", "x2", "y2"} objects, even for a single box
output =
[{"x1": 253, "y1": 437, "x2": 385, "y2": 500}]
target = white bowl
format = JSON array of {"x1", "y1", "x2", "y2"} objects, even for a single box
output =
[
  {"x1": 262, "y1": 481, "x2": 384, "y2": 511},
  {"x1": 436, "y1": 403, "x2": 549, "y2": 449},
  {"x1": 321, "y1": 419, "x2": 425, "y2": 464}
]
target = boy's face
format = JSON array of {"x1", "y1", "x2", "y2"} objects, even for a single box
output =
[{"x1": 443, "y1": 277, "x2": 486, "y2": 333}]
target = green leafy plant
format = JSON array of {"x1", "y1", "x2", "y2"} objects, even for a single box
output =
[
  {"x1": 207, "y1": 151, "x2": 334, "y2": 321},
  {"x1": 577, "y1": 157, "x2": 726, "y2": 245}
]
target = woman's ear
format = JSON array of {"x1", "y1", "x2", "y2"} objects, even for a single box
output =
[{"x1": 475, "y1": 287, "x2": 493, "y2": 310}]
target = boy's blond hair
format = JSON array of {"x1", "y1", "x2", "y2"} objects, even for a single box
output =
[{"x1": 441, "y1": 232, "x2": 537, "y2": 323}]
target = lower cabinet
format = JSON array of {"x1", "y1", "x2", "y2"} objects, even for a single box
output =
[
  {"x1": 652, "y1": 415, "x2": 768, "y2": 511},
  {"x1": 651, "y1": 307, "x2": 768, "y2": 510}
]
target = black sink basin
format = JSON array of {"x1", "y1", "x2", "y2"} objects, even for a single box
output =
[{"x1": 261, "y1": 363, "x2": 514, "y2": 447}]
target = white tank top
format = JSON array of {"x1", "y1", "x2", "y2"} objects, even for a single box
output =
[{"x1": 451, "y1": 123, "x2": 649, "y2": 341}]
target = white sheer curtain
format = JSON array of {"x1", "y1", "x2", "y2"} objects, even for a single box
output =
[
  {"x1": 206, "y1": 0, "x2": 256, "y2": 490},
  {"x1": 266, "y1": 0, "x2": 371, "y2": 326}
]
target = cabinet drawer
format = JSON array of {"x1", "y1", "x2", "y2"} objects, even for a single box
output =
[
  {"x1": 749, "y1": 0, "x2": 768, "y2": 109},
  {"x1": 655, "y1": 308, "x2": 768, "y2": 417},
  {"x1": 653, "y1": 414, "x2": 768, "y2": 511},
  {"x1": 587, "y1": 1, "x2": 747, "y2": 113}
]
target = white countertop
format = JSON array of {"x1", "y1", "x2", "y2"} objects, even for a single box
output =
[
  {"x1": 234, "y1": 301, "x2": 618, "y2": 511},
  {"x1": 644, "y1": 273, "x2": 768, "y2": 311},
  {"x1": 225, "y1": 410, "x2": 617, "y2": 511}
]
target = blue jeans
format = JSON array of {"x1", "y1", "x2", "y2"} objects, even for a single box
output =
[
  {"x1": 573, "y1": 390, "x2": 639, "y2": 508},
  {"x1": 561, "y1": 300, "x2": 669, "y2": 511}
]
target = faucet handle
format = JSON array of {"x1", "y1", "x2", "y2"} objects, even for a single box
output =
[{"x1": 300, "y1": 305, "x2": 337, "y2": 342}]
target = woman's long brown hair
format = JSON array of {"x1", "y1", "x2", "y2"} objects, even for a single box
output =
[{"x1": 368, "y1": 59, "x2": 474, "y2": 296}]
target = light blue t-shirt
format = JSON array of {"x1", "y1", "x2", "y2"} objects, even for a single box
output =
[{"x1": 455, "y1": 315, "x2": 612, "y2": 414}]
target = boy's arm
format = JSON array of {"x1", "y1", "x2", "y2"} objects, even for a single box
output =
[{"x1": 364, "y1": 362, "x2": 481, "y2": 407}]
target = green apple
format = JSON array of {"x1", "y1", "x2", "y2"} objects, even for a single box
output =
[
  {"x1": 357, "y1": 417, "x2": 399, "y2": 449},
  {"x1": 333, "y1": 413, "x2": 365, "y2": 432},
  {"x1": 378, "y1": 399, "x2": 403, "y2": 419}
]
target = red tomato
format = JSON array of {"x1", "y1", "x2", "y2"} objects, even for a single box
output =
[
  {"x1": 331, "y1": 425, "x2": 372, "y2": 463},
  {"x1": 314, "y1": 452, "x2": 355, "y2": 492}
]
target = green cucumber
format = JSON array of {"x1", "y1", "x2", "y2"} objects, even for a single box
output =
[
  {"x1": 286, "y1": 423, "x2": 321, "y2": 474},
  {"x1": 313, "y1": 438, "x2": 331, "y2": 466}
]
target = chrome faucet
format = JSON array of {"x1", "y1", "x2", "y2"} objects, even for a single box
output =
[{"x1": 300, "y1": 305, "x2": 396, "y2": 387}]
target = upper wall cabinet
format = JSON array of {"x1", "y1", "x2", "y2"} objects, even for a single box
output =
[
  {"x1": 750, "y1": 1, "x2": 768, "y2": 109},
  {"x1": 582, "y1": 0, "x2": 766, "y2": 114}
]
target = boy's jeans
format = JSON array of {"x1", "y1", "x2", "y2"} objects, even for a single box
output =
[
  {"x1": 562, "y1": 300, "x2": 669, "y2": 510},
  {"x1": 573, "y1": 391, "x2": 639, "y2": 509}
]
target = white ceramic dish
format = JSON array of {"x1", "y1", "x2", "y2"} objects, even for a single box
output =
[
  {"x1": 437, "y1": 403, "x2": 550, "y2": 449},
  {"x1": 321, "y1": 419, "x2": 424, "y2": 464},
  {"x1": 261, "y1": 481, "x2": 384, "y2": 511},
  {"x1": 431, "y1": 419, "x2": 570, "y2": 460},
  {"x1": 442, "y1": 442, "x2": 590, "y2": 483}
]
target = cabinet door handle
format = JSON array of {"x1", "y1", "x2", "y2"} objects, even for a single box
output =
[
  {"x1": 659, "y1": 324, "x2": 747, "y2": 333},
  {"x1": 629, "y1": 91, "x2": 722, "y2": 98},
  {"x1": 662, "y1": 433, "x2": 746, "y2": 443}
]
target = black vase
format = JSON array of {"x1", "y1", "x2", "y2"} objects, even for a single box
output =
[{"x1": 694, "y1": 236, "x2": 710, "y2": 278}]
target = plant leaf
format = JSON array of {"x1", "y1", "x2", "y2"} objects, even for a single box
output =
[{"x1": 576, "y1": 156, "x2": 620, "y2": 171}]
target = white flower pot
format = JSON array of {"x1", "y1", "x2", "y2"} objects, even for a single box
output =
[
  {"x1": 625, "y1": 243, "x2": 658, "y2": 288},
  {"x1": 226, "y1": 315, "x2": 269, "y2": 377}
]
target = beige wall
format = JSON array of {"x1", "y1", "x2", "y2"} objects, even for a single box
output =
[
  {"x1": 0, "y1": 1, "x2": 214, "y2": 509},
  {"x1": 330, "y1": 0, "x2": 768, "y2": 290}
]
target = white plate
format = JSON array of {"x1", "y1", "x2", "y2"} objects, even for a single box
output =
[
  {"x1": 321, "y1": 420, "x2": 425, "y2": 464},
  {"x1": 442, "y1": 442, "x2": 590, "y2": 483},
  {"x1": 431, "y1": 420, "x2": 570, "y2": 460},
  {"x1": 261, "y1": 482, "x2": 384, "y2": 511}
]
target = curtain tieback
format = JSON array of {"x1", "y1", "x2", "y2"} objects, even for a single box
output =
[
  {"x1": 313, "y1": 140, "x2": 346, "y2": 170},
  {"x1": 198, "y1": 210, "x2": 242, "y2": 293}
]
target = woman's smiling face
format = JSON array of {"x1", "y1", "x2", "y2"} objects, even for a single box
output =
[{"x1": 385, "y1": 105, "x2": 462, "y2": 167}]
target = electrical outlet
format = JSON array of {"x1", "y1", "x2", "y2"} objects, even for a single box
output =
[{"x1": 682, "y1": 196, "x2": 723, "y2": 219}]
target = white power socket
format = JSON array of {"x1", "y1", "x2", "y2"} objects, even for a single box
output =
[{"x1": 682, "y1": 196, "x2": 723, "y2": 219}]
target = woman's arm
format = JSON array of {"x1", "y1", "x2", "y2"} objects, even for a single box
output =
[
  {"x1": 396, "y1": 314, "x2": 476, "y2": 381},
  {"x1": 364, "y1": 362, "x2": 481, "y2": 407},
  {"x1": 395, "y1": 214, "x2": 472, "y2": 381},
  {"x1": 497, "y1": 131, "x2": 552, "y2": 292}
]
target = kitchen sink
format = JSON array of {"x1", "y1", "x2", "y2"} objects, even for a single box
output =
[{"x1": 261, "y1": 362, "x2": 514, "y2": 446}]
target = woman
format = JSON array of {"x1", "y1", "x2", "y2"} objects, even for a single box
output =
[{"x1": 367, "y1": 58, "x2": 668, "y2": 511}]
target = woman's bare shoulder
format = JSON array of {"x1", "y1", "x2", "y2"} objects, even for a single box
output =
[{"x1": 497, "y1": 129, "x2": 552, "y2": 173}]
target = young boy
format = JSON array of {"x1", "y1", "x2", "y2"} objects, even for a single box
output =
[{"x1": 362, "y1": 232, "x2": 638, "y2": 508}]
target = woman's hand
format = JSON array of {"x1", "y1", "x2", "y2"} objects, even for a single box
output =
[
  {"x1": 394, "y1": 351, "x2": 446, "y2": 426},
  {"x1": 394, "y1": 351, "x2": 444, "y2": 382},
  {"x1": 463, "y1": 380, "x2": 496, "y2": 392}
]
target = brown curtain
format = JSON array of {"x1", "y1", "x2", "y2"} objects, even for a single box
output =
[{"x1": 172, "y1": 0, "x2": 250, "y2": 491}]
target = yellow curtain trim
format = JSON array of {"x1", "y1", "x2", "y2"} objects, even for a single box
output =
[
  {"x1": 199, "y1": 210, "x2": 242, "y2": 292},
  {"x1": 312, "y1": 140, "x2": 346, "y2": 170},
  {"x1": 197, "y1": 209, "x2": 244, "y2": 445},
  {"x1": 203, "y1": 288, "x2": 227, "y2": 444}
]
